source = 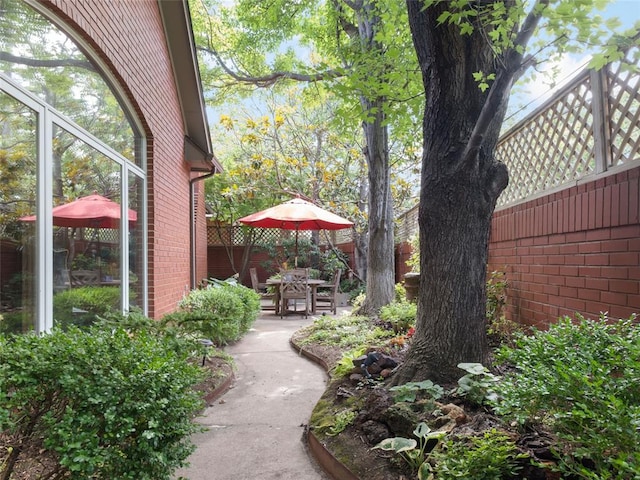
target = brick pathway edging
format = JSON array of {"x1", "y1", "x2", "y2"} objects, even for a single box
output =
[
  {"x1": 289, "y1": 339, "x2": 360, "y2": 480},
  {"x1": 202, "y1": 371, "x2": 235, "y2": 406}
]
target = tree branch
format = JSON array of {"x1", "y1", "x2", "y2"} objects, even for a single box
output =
[
  {"x1": 196, "y1": 46, "x2": 343, "y2": 87},
  {"x1": 0, "y1": 51, "x2": 97, "y2": 72},
  {"x1": 341, "y1": 0, "x2": 363, "y2": 11},
  {"x1": 457, "y1": 0, "x2": 548, "y2": 174}
]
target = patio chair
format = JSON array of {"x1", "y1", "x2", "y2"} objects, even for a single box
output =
[
  {"x1": 53, "y1": 248, "x2": 70, "y2": 292},
  {"x1": 315, "y1": 269, "x2": 342, "y2": 315},
  {"x1": 250, "y1": 267, "x2": 276, "y2": 310},
  {"x1": 279, "y1": 268, "x2": 311, "y2": 318},
  {"x1": 70, "y1": 269, "x2": 99, "y2": 286}
]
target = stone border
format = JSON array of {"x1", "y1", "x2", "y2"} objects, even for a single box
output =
[{"x1": 290, "y1": 339, "x2": 359, "y2": 480}]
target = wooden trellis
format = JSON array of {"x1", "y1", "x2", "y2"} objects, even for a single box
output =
[
  {"x1": 396, "y1": 49, "x2": 640, "y2": 243},
  {"x1": 207, "y1": 224, "x2": 351, "y2": 247},
  {"x1": 496, "y1": 47, "x2": 639, "y2": 207}
]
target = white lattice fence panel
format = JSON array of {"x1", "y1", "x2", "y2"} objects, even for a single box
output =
[
  {"x1": 606, "y1": 49, "x2": 640, "y2": 166},
  {"x1": 206, "y1": 224, "x2": 350, "y2": 246},
  {"x1": 496, "y1": 72, "x2": 595, "y2": 206}
]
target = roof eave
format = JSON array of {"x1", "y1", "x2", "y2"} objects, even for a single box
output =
[{"x1": 158, "y1": 0, "x2": 222, "y2": 173}]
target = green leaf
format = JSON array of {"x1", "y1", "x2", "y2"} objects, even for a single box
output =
[
  {"x1": 436, "y1": 11, "x2": 451, "y2": 24},
  {"x1": 457, "y1": 362, "x2": 488, "y2": 375},
  {"x1": 459, "y1": 22, "x2": 474, "y2": 35},
  {"x1": 373, "y1": 437, "x2": 417, "y2": 453},
  {"x1": 413, "y1": 422, "x2": 431, "y2": 439},
  {"x1": 418, "y1": 460, "x2": 433, "y2": 480}
]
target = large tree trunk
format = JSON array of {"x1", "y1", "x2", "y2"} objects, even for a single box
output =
[
  {"x1": 354, "y1": 159, "x2": 369, "y2": 281},
  {"x1": 393, "y1": 1, "x2": 510, "y2": 384}
]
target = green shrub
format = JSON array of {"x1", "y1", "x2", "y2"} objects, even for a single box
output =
[
  {"x1": 227, "y1": 283, "x2": 260, "y2": 334},
  {"x1": 485, "y1": 270, "x2": 507, "y2": 323},
  {"x1": 53, "y1": 286, "x2": 121, "y2": 328},
  {"x1": 186, "y1": 280, "x2": 260, "y2": 334},
  {"x1": 0, "y1": 272, "x2": 30, "y2": 308},
  {"x1": 0, "y1": 325, "x2": 204, "y2": 480},
  {"x1": 493, "y1": 314, "x2": 640, "y2": 479},
  {"x1": 338, "y1": 277, "x2": 365, "y2": 302},
  {"x1": 394, "y1": 283, "x2": 406, "y2": 302},
  {"x1": 380, "y1": 300, "x2": 417, "y2": 334},
  {"x1": 97, "y1": 309, "x2": 206, "y2": 359},
  {"x1": 163, "y1": 309, "x2": 240, "y2": 346},
  {"x1": 455, "y1": 362, "x2": 500, "y2": 406},
  {"x1": 0, "y1": 311, "x2": 30, "y2": 334},
  {"x1": 170, "y1": 283, "x2": 261, "y2": 345},
  {"x1": 318, "y1": 249, "x2": 349, "y2": 281},
  {"x1": 485, "y1": 271, "x2": 523, "y2": 346},
  {"x1": 405, "y1": 233, "x2": 420, "y2": 273},
  {"x1": 430, "y1": 429, "x2": 527, "y2": 480}
]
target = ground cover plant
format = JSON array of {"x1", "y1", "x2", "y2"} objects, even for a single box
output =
[
  {"x1": 492, "y1": 314, "x2": 640, "y2": 479},
  {"x1": 297, "y1": 303, "x2": 640, "y2": 479}
]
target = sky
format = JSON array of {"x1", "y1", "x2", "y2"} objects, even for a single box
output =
[
  {"x1": 205, "y1": 0, "x2": 640, "y2": 128},
  {"x1": 506, "y1": 0, "x2": 640, "y2": 123}
]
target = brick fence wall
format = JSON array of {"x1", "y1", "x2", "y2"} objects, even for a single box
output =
[
  {"x1": 488, "y1": 165, "x2": 640, "y2": 328},
  {"x1": 207, "y1": 242, "x2": 357, "y2": 287}
]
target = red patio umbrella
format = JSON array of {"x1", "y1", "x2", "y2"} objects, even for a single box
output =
[
  {"x1": 238, "y1": 197, "x2": 353, "y2": 266},
  {"x1": 21, "y1": 193, "x2": 137, "y2": 228},
  {"x1": 21, "y1": 193, "x2": 138, "y2": 283}
]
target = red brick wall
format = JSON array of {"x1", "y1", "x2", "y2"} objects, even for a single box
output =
[
  {"x1": 395, "y1": 241, "x2": 413, "y2": 282},
  {"x1": 489, "y1": 166, "x2": 640, "y2": 329},
  {"x1": 42, "y1": 0, "x2": 195, "y2": 318}
]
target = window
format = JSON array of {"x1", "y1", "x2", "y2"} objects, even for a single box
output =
[{"x1": 0, "y1": 0, "x2": 146, "y2": 333}]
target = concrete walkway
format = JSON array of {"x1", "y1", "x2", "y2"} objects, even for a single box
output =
[{"x1": 175, "y1": 310, "x2": 332, "y2": 480}]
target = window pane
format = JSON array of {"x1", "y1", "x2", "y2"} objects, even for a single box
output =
[
  {"x1": 0, "y1": 90, "x2": 37, "y2": 333},
  {"x1": 0, "y1": 0, "x2": 138, "y2": 165},
  {"x1": 128, "y1": 174, "x2": 144, "y2": 310},
  {"x1": 52, "y1": 124, "x2": 122, "y2": 328}
]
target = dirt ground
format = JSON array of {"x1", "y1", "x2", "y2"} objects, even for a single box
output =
[{"x1": 290, "y1": 330, "x2": 557, "y2": 480}]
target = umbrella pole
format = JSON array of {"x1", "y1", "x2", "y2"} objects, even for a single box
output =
[{"x1": 295, "y1": 228, "x2": 299, "y2": 268}]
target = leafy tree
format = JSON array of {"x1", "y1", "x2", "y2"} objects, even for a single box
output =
[
  {"x1": 205, "y1": 86, "x2": 406, "y2": 281},
  {"x1": 394, "y1": 0, "x2": 639, "y2": 384},
  {"x1": 191, "y1": 0, "x2": 423, "y2": 313}
]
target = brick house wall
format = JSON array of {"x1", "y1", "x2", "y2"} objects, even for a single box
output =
[
  {"x1": 42, "y1": 0, "x2": 201, "y2": 318},
  {"x1": 488, "y1": 166, "x2": 640, "y2": 329}
]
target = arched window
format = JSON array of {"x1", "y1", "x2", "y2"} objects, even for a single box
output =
[{"x1": 0, "y1": 0, "x2": 146, "y2": 333}]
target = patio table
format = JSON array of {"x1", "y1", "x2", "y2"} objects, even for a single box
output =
[{"x1": 266, "y1": 277, "x2": 328, "y2": 315}]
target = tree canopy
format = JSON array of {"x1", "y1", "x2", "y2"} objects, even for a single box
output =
[{"x1": 192, "y1": 0, "x2": 424, "y2": 311}]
